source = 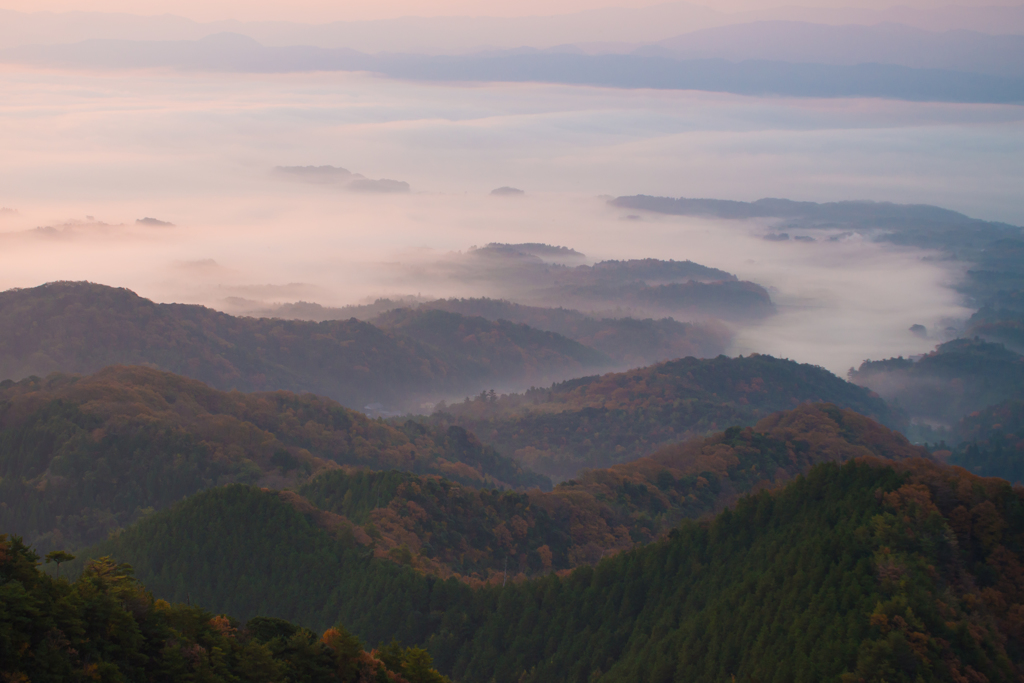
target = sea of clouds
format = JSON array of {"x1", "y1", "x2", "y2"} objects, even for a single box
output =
[{"x1": 0, "y1": 65, "x2": 1020, "y2": 374}]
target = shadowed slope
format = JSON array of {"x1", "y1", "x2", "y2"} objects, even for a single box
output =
[{"x1": 0, "y1": 366, "x2": 547, "y2": 553}]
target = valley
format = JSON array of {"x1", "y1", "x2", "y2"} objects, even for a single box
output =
[{"x1": 2, "y1": 5, "x2": 1024, "y2": 675}]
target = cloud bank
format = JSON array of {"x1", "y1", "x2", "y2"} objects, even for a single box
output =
[{"x1": 0, "y1": 66, "x2": 1010, "y2": 376}]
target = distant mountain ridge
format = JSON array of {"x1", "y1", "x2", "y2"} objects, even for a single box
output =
[
  {"x1": 3, "y1": 33, "x2": 1023, "y2": 103},
  {"x1": 2, "y1": 4, "x2": 1023, "y2": 53},
  {"x1": 247, "y1": 249, "x2": 758, "y2": 336},
  {"x1": 432, "y1": 352, "x2": 897, "y2": 479},
  {"x1": 611, "y1": 195, "x2": 1021, "y2": 241},
  {"x1": 0, "y1": 282, "x2": 611, "y2": 410},
  {"x1": 650, "y1": 21, "x2": 1024, "y2": 77},
  {"x1": 851, "y1": 338, "x2": 1024, "y2": 436},
  {"x1": 240, "y1": 296, "x2": 734, "y2": 380},
  {"x1": 613, "y1": 195, "x2": 1024, "y2": 301}
]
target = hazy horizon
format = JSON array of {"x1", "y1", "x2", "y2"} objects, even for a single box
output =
[
  {"x1": 4, "y1": 2, "x2": 1024, "y2": 54},
  {"x1": 1, "y1": 65, "x2": 1008, "y2": 376},
  {"x1": 1, "y1": 0, "x2": 1000, "y2": 24},
  {"x1": 2, "y1": 0, "x2": 1023, "y2": 380}
]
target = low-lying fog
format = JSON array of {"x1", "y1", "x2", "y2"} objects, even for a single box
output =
[{"x1": 1, "y1": 65, "x2": 1020, "y2": 376}]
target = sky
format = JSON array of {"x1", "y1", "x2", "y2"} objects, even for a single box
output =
[{"x1": 0, "y1": 0, "x2": 984, "y2": 23}]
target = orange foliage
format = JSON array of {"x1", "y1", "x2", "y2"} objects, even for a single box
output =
[{"x1": 302, "y1": 403, "x2": 936, "y2": 584}]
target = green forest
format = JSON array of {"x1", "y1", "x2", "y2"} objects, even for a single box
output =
[
  {"x1": 0, "y1": 532, "x2": 451, "y2": 683},
  {"x1": 66, "y1": 403, "x2": 924, "y2": 616},
  {"x1": 35, "y1": 456, "x2": 1024, "y2": 682}
]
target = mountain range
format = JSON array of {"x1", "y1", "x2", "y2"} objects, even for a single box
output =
[
  {"x1": 7, "y1": 191, "x2": 1024, "y2": 678},
  {"x1": 4, "y1": 31, "x2": 1023, "y2": 103},
  {"x1": 2, "y1": 4, "x2": 1024, "y2": 53},
  {"x1": 0, "y1": 281, "x2": 615, "y2": 411},
  {"x1": 432, "y1": 352, "x2": 897, "y2": 480},
  {"x1": 251, "y1": 296, "x2": 730, "y2": 369}
]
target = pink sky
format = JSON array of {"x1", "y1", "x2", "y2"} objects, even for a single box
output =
[{"x1": 0, "y1": 0, "x2": 972, "y2": 23}]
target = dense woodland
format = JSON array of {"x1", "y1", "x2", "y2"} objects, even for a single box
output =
[
  {"x1": 294, "y1": 403, "x2": 924, "y2": 582},
  {"x1": 51, "y1": 456, "x2": 1024, "y2": 682},
  {"x1": 433, "y1": 353, "x2": 896, "y2": 479},
  {"x1": 69, "y1": 407, "x2": 920, "y2": 612},
  {"x1": 945, "y1": 399, "x2": 1024, "y2": 484},
  {"x1": 0, "y1": 366, "x2": 545, "y2": 554},
  {"x1": 0, "y1": 534, "x2": 451, "y2": 682}
]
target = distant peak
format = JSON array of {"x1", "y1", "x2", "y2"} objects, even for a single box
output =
[
  {"x1": 479, "y1": 242, "x2": 585, "y2": 258},
  {"x1": 136, "y1": 217, "x2": 174, "y2": 226}
]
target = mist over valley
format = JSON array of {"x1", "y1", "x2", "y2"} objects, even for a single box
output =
[{"x1": 4, "y1": 2, "x2": 1024, "y2": 681}]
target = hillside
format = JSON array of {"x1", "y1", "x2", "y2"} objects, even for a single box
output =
[
  {"x1": 967, "y1": 303, "x2": 1024, "y2": 353},
  {"x1": 447, "y1": 247, "x2": 775, "y2": 321},
  {"x1": 296, "y1": 403, "x2": 925, "y2": 583},
  {"x1": 0, "y1": 534, "x2": 451, "y2": 683},
  {"x1": 436, "y1": 457, "x2": 1024, "y2": 682},
  {"x1": 74, "y1": 404, "x2": 923, "y2": 606},
  {"x1": 252, "y1": 296, "x2": 732, "y2": 368},
  {"x1": 945, "y1": 399, "x2": 1024, "y2": 483},
  {"x1": 346, "y1": 244, "x2": 772, "y2": 323},
  {"x1": 850, "y1": 338, "x2": 1024, "y2": 437},
  {"x1": 369, "y1": 308, "x2": 612, "y2": 386},
  {"x1": 0, "y1": 366, "x2": 547, "y2": 554},
  {"x1": 375, "y1": 298, "x2": 731, "y2": 368},
  {"x1": 433, "y1": 353, "x2": 897, "y2": 480},
  {"x1": 62, "y1": 456, "x2": 1024, "y2": 681},
  {"x1": 0, "y1": 281, "x2": 609, "y2": 410}
]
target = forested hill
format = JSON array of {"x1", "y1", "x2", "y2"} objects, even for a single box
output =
[
  {"x1": 369, "y1": 308, "x2": 610, "y2": 380},
  {"x1": 0, "y1": 534, "x2": 452, "y2": 683},
  {"x1": 0, "y1": 366, "x2": 547, "y2": 554},
  {"x1": 73, "y1": 404, "x2": 924, "y2": 609},
  {"x1": 0, "y1": 281, "x2": 610, "y2": 410},
  {"x1": 61, "y1": 457, "x2": 1024, "y2": 681},
  {"x1": 424, "y1": 246, "x2": 773, "y2": 322},
  {"x1": 295, "y1": 403, "x2": 925, "y2": 583},
  {"x1": 254, "y1": 296, "x2": 733, "y2": 369},
  {"x1": 946, "y1": 398, "x2": 1024, "y2": 484},
  {"x1": 851, "y1": 338, "x2": 1024, "y2": 434},
  {"x1": 432, "y1": 353, "x2": 897, "y2": 479}
]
